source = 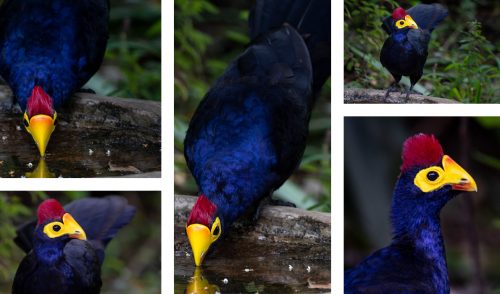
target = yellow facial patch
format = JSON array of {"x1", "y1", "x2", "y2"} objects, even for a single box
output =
[
  {"x1": 395, "y1": 15, "x2": 419, "y2": 30},
  {"x1": 43, "y1": 213, "x2": 87, "y2": 240},
  {"x1": 210, "y1": 216, "x2": 222, "y2": 242},
  {"x1": 414, "y1": 155, "x2": 477, "y2": 193}
]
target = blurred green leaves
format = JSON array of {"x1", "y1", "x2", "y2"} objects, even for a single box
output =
[{"x1": 88, "y1": 0, "x2": 161, "y2": 101}]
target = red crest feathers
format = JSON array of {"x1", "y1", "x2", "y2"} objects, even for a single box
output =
[
  {"x1": 27, "y1": 86, "x2": 54, "y2": 117},
  {"x1": 401, "y1": 133, "x2": 443, "y2": 172},
  {"x1": 392, "y1": 7, "x2": 407, "y2": 20},
  {"x1": 37, "y1": 199, "x2": 66, "y2": 224},
  {"x1": 187, "y1": 194, "x2": 217, "y2": 226}
]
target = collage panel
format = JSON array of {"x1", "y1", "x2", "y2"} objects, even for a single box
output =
[
  {"x1": 344, "y1": 117, "x2": 500, "y2": 292},
  {"x1": 175, "y1": 0, "x2": 331, "y2": 292},
  {"x1": 344, "y1": 1, "x2": 499, "y2": 103},
  {"x1": 0, "y1": 0, "x2": 161, "y2": 178},
  {"x1": 0, "y1": 191, "x2": 161, "y2": 293}
]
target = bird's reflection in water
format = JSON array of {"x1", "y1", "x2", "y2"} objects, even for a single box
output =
[
  {"x1": 25, "y1": 158, "x2": 55, "y2": 178},
  {"x1": 186, "y1": 267, "x2": 220, "y2": 294}
]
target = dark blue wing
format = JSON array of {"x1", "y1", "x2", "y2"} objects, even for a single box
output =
[{"x1": 407, "y1": 4, "x2": 448, "y2": 32}]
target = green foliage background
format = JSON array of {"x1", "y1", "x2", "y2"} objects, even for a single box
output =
[
  {"x1": 174, "y1": 0, "x2": 331, "y2": 212},
  {"x1": 0, "y1": 192, "x2": 161, "y2": 294},
  {"x1": 88, "y1": 0, "x2": 161, "y2": 101},
  {"x1": 345, "y1": 0, "x2": 499, "y2": 102}
]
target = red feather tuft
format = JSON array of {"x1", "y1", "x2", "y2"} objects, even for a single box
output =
[
  {"x1": 392, "y1": 7, "x2": 407, "y2": 20},
  {"x1": 187, "y1": 194, "x2": 217, "y2": 226},
  {"x1": 401, "y1": 133, "x2": 443, "y2": 172},
  {"x1": 27, "y1": 86, "x2": 54, "y2": 117},
  {"x1": 37, "y1": 198, "x2": 66, "y2": 224}
]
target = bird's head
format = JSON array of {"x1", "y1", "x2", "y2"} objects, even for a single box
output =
[
  {"x1": 391, "y1": 7, "x2": 418, "y2": 30},
  {"x1": 36, "y1": 199, "x2": 87, "y2": 243},
  {"x1": 392, "y1": 134, "x2": 477, "y2": 223},
  {"x1": 186, "y1": 195, "x2": 223, "y2": 266},
  {"x1": 24, "y1": 86, "x2": 57, "y2": 157}
]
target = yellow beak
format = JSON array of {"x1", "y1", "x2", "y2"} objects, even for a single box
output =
[
  {"x1": 442, "y1": 155, "x2": 477, "y2": 192},
  {"x1": 62, "y1": 213, "x2": 87, "y2": 240},
  {"x1": 186, "y1": 224, "x2": 212, "y2": 266},
  {"x1": 405, "y1": 15, "x2": 419, "y2": 29},
  {"x1": 25, "y1": 113, "x2": 56, "y2": 157}
]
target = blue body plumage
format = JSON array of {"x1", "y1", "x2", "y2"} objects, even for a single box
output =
[
  {"x1": 184, "y1": 0, "x2": 331, "y2": 266},
  {"x1": 0, "y1": 0, "x2": 109, "y2": 155},
  {"x1": 13, "y1": 196, "x2": 135, "y2": 294},
  {"x1": 380, "y1": 4, "x2": 448, "y2": 100}
]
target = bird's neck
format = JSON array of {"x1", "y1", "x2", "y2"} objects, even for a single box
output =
[
  {"x1": 33, "y1": 241, "x2": 65, "y2": 266},
  {"x1": 392, "y1": 213, "x2": 449, "y2": 290}
]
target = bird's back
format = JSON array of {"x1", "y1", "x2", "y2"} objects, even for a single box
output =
[
  {"x1": 184, "y1": 26, "x2": 312, "y2": 221},
  {"x1": 0, "y1": 0, "x2": 109, "y2": 109}
]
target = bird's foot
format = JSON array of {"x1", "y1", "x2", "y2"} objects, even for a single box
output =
[
  {"x1": 268, "y1": 197, "x2": 296, "y2": 208},
  {"x1": 77, "y1": 88, "x2": 96, "y2": 94}
]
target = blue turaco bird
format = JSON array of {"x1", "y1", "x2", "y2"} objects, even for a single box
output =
[
  {"x1": 12, "y1": 196, "x2": 135, "y2": 294},
  {"x1": 183, "y1": 0, "x2": 331, "y2": 266},
  {"x1": 345, "y1": 134, "x2": 477, "y2": 293},
  {"x1": 0, "y1": 0, "x2": 109, "y2": 156},
  {"x1": 380, "y1": 4, "x2": 448, "y2": 101}
]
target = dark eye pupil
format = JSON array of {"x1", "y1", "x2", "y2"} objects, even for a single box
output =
[
  {"x1": 23, "y1": 119, "x2": 29, "y2": 128},
  {"x1": 53, "y1": 225, "x2": 61, "y2": 232},
  {"x1": 213, "y1": 226, "x2": 220, "y2": 236},
  {"x1": 427, "y1": 171, "x2": 439, "y2": 181}
]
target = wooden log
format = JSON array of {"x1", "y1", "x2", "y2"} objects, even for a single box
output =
[
  {"x1": 175, "y1": 195, "x2": 331, "y2": 291},
  {"x1": 175, "y1": 194, "x2": 331, "y2": 245},
  {"x1": 344, "y1": 88, "x2": 460, "y2": 104}
]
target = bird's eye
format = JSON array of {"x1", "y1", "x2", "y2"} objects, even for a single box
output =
[
  {"x1": 212, "y1": 226, "x2": 220, "y2": 236},
  {"x1": 426, "y1": 171, "x2": 439, "y2": 181},
  {"x1": 23, "y1": 118, "x2": 29, "y2": 128},
  {"x1": 398, "y1": 20, "x2": 405, "y2": 26},
  {"x1": 52, "y1": 225, "x2": 61, "y2": 232}
]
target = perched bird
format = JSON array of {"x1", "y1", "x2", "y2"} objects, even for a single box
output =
[
  {"x1": 0, "y1": 0, "x2": 109, "y2": 156},
  {"x1": 13, "y1": 196, "x2": 135, "y2": 294},
  {"x1": 345, "y1": 134, "x2": 477, "y2": 293},
  {"x1": 380, "y1": 4, "x2": 448, "y2": 101},
  {"x1": 184, "y1": 0, "x2": 330, "y2": 266}
]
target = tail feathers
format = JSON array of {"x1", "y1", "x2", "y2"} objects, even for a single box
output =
[
  {"x1": 14, "y1": 220, "x2": 37, "y2": 254},
  {"x1": 407, "y1": 4, "x2": 448, "y2": 32},
  {"x1": 249, "y1": 0, "x2": 331, "y2": 95},
  {"x1": 14, "y1": 196, "x2": 136, "y2": 263}
]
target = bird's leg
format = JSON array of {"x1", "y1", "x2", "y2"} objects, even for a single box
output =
[
  {"x1": 268, "y1": 197, "x2": 296, "y2": 208},
  {"x1": 384, "y1": 82, "x2": 397, "y2": 102},
  {"x1": 405, "y1": 84, "x2": 414, "y2": 102},
  {"x1": 77, "y1": 88, "x2": 96, "y2": 94},
  {"x1": 248, "y1": 193, "x2": 296, "y2": 224}
]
